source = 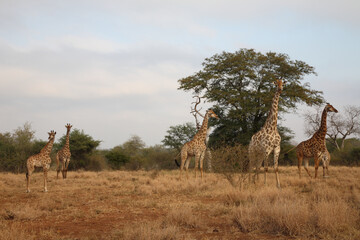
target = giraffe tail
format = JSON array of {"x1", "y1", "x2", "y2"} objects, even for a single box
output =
[
  {"x1": 285, "y1": 146, "x2": 297, "y2": 154},
  {"x1": 283, "y1": 146, "x2": 297, "y2": 164},
  {"x1": 174, "y1": 159, "x2": 180, "y2": 167},
  {"x1": 174, "y1": 152, "x2": 181, "y2": 168}
]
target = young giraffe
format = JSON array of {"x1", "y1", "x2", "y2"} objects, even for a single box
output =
[
  {"x1": 248, "y1": 79, "x2": 283, "y2": 188},
  {"x1": 26, "y1": 130, "x2": 56, "y2": 193},
  {"x1": 179, "y1": 109, "x2": 219, "y2": 179},
  {"x1": 321, "y1": 148, "x2": 331, "y2": 177},
  {"x1": 56, "y1": 123, "x2": 72, "y2": 179},
  {"x1": 296, "y1": 103, "x2": 338, "y2": 178}
]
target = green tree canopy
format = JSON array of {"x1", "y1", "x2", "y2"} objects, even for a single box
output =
[
  {"x1": 0, "y1": 123, "x2": 49, "y2": 172},
  {"x1": 56, "y1": 128, "x2": 101, "y2": 170},
  {"x1": 105, "y1": 146, "x2": 130, "y2": 170},
  {"x1": 178, "y1": 48, "x2": 323, "y2": 146},
  {"x1": 162, "y1": 122, "x2": 197, "y2": 150},
  {"x1": 120, "y1": 135, "x2": 146, "y2": 170}
]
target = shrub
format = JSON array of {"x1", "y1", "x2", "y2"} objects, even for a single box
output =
[{"x1": 211, "y1": 144, "x2": 249, "y2": 188}]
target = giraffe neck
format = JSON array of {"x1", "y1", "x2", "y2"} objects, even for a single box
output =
[
  {"x1": 64, "y1": 129, "x2": 70, "y2": 149},
  {"x1": 263, "y1": 88, "x2": 281, "y2": 131},
  {"x1": 194, "y1": 112, "x2": 209, "y2": 142},
  {"x1": 40, "y1": 138, "x2": 55, "y2": 155},
  {"x1": 317, "y1": 107, "x2": 328, "y2": 139}
]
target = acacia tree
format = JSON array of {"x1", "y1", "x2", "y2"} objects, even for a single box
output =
[
  {"x1": 304, "y1": 105, "x2": 360, "y2": 150},
  {"x1": 178, "y1": 48, "x2": 323, "y2": 147},
  {"x1": 162, "y1": 122, "x2": 197, "y2": 151}
]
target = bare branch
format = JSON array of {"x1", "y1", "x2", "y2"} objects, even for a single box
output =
[{"x1": 190, "y1": 95, "x2": 205, "y2": 130}]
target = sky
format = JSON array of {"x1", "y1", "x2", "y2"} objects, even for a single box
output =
[{"x1": 0, "y1": 0, "x2": 359, "y2": 149}]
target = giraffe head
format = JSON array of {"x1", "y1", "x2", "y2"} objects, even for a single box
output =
[
  {"x1": 207, "y1": 109, "x2": 219, "y2": 119},
  {"x1": 48, "y1": 130, "x2": 56, "y2": 140},
  {"x1": 65, "y1": 123, "x2": 73, "y2": 131},
  {"x1": 274, "y1": 79, "x2": 283, "y2": 92},
  {"x1": 325, "y1": 103, "x2": 338, "y2": 113}
]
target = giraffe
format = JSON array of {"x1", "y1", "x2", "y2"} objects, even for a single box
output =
[
  {"x1": 56, "y1": 123, "x2": 72, "y2": 179},
  {"x1": 179, "y1": 109, "x2": 219, "y2": 179},
  {"x1": 248, "y1": 79, "x2": 283, "y2": 188},
  {"x1": 26, "y1": 130, "x2": 56, "y2": 193},
  {"x1": 295, "y1": 103, "x2": 338, "y2": 178},
  {"x1": 320, "y1": 148, "x2": 331, "y2": 177}
]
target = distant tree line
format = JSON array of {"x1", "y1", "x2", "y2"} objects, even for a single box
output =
[{"x1": 0, "y1": 123, "x2": 178, "y2": 173}]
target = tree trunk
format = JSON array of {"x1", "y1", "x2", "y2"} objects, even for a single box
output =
[{"x1": 341, "y1": 138, "x2": 346, "y2": 150}]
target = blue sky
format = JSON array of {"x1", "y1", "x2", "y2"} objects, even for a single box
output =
[{"x1": 0, "y1": 0, "x2": 359, "y2": 148}]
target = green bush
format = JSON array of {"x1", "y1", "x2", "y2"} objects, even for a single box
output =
[{"x1": 105, "y1": 146, "x2": 130, "y2": 170}]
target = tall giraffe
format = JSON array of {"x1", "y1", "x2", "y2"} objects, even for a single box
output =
[
  {"x1": 179, "y1": 109, "x2": 219, "y2": 179},
  {"x1": 295, "y1": 103, "x2": 338, "y2": 178},
  {"x1": 26, "y1": 130, "x2": 56, "y2": 193},
  {"x1": 190, "y1": 96, "x2": 213, "y2": 172},
  {"x1": 248, "y1": 79, "x2": 283, "y2": 188},
  {"x1": 56, "y1": 123, "x2": 72, "y2": 179}
]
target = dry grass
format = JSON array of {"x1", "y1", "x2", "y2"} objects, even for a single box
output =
[{"x1": 0, "y1": 167, "x2": 359, "y2": 239}]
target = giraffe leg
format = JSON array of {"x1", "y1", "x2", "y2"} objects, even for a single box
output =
[
  {"x1": 43, "y1": 168, "x2": 48, "y2": 192},
  {"x1": 314, "y1": 156, "x2": 320, "y2": 179},
  {"x1": 62, "y1": 161, "x2": 66, "y2": 179},
  {"x1": 26, "y1": 166, "x2": 34, "y2": 193},
  {"x1": 206, "y1": 149, "x2": 212, "y2": 172},
  {"x1": 254, "y1": 166, "x2": 260, "y2": 184},
  {"x1": 273, "y1": 145, "x2": 281, "y2": 188},
  {"x1": 185, "y1": 156, "x2": 191, "y2": 179},
  {"x1": 56, "y1": 155, "x2": 60, "y2": 179},
  {"x1": 179, "y1": 149, "x2": 187, "y2": 180},
  {"x1": 325, "y1": 156, "x2": 330, "y2": 177},
  {"x1": 65, "y1": 159, "x2": 70, "y2": 179},
  {"x1": 304, "y1": 159, "x2": 312, "y2": 178},
  {"x1": 264, "y1": 148, "x2": 272, "y2": 186},
  {"x1": 297, "y1": 152, "x2": 303, "y2": 179},
  {"x1": 264, "y1": 158, "x2": 269, "y2": 186},
  {"x1": 325, "y1": 164, "x2": 329, "y2": 177},
  {"x1": 255, "y1": 150, "x2": 266, "y2": 183},
  {"x1": 320, "y1": 153, "x2": 325, "y2": 177},
  {"x1": 194, "y1": 153, "x2": 200, "y2": 179},
  {"x1": 185, "y1": 156, "x2": 191, "y2": 170},
  {"x1": 322, "y1": 154, "x2": 329, "y2": 178},
  {"x1": 199, "y1": 151, "x2": 206, "y2": 180},
  {"x1": 26, "y1": 173, "x2": 31, "y2": 193},
  {"x1": 322, "y1": 156, "x2": 326, "y2": 177}
]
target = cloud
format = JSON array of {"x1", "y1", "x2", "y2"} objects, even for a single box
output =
[
  {"x1": 58, "y1": 35, "x2": 125, "y2": 53},
  {"x1": 0, "y1": 38, "x2": 202, "y2": 100}
]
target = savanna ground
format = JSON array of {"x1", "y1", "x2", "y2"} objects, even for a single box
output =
[{"x1": 1, "y1": 166, "x2": 360, "y2": 240}]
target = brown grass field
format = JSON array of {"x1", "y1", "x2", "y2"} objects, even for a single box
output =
[{"x1": 1, "y1": 166, "x2": 360, "y2": 240}]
